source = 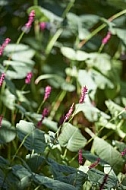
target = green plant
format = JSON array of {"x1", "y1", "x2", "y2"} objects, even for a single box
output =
[{"x1": 0, "y1": 0, "x2": 126, "y2": 189}]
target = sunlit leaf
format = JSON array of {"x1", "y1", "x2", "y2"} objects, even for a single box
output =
[{"x1": 58, "y1": 122, "x2": 87, "y2": 152}]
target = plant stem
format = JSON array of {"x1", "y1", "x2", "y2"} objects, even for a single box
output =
[
  {"x1": 16, "y1": 31, "x2": 25, "y2": 45},
  {"x1": 34, "y1": 0, "x2": 38, "y2": 6},
  {"x1": 62, "y1": 0, "x2": 75, "y2": 19},
  {"x1": 45, "y1": 28, "x2": 63, "y2": 55},
  {"x1": 37, "y1": 100, "x2": 44, "y2": 114}
]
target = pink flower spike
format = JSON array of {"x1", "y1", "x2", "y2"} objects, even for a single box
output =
[
  {"x1": 78, "y1": 149, "x2": 83, "y2": 165},
  {"x1": 25, "y1": 72, "x2": 33, "y2": 84},
  {"x1": 102, "y1": 31, "x2": 111, "y2": 45},
  {"x1": 79, "y1": 86, "x2": 88, "y2": 103},
  {"x1": 0, "y1": 73, "x2": 5, "y2": 86},
  {"x1": 22, "y1": 10, "x2": 35, "y2": 33},
  {"x1": 40, "y1": 22, "x2": 47, "y2": 31},
  {"x1": 44, "y1": 86, "x2": 52, "y2": 101},
  {"x1": 64, "y1": 103, "x2": 74, "y2": 122},
  {"x1": 88, "y1": 158, "x2": 100, "y2": 169},
  {"x1": 42, "y1": 108, "x2": 49, "y2": 118},
  {"x1": 0, "y1": 38, "x2": 11, "y2": 56},
  {"x1": 0, "y1": 115, "x2": 3, "y2": 127},
  {"x1": 121, "y1": 149, "x2": 126, "y2": 156},
  {"x1": 37, "y1": 108, "x2": 49, "y2": 128}
]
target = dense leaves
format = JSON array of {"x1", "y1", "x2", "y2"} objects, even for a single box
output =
[{"x1": 0, "y1": 0, "x2": 126, "y2": 189}]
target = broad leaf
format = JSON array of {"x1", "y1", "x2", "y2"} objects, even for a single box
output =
[
  {"x1": 58, "y1": 122, "x2": 87, "y2": 151},
  {"x1": 75, "y1": 103, "x2": 110, "y2": 122},
  {"x1": 93, "y1": 137, "x2": 124, "y2": 174},
  {"x1": 12, "y1": 165, "x2": 32, "y2": 189},
  {"x1": 34, "y1": 174, "x2": 77, "y2": 190},
  {"x1": 88, "y1": 168, "x2": 118, "y2": 189},
  {"x1": 0, "y1": 120, "x2": 16, "y2": 144},
  {"x1": 16, "y1": 120, "x2": 46, "y2": 153}
]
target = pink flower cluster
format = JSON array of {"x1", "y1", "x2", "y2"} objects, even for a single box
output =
[
  {"x1": 78, "y1": 149, "x2": 83, "y2": 165},
  {"x1": 25, "y1": 10, "x2": 35, "y2": 29},
  {"x1": 79, "y1": 86, "x2": 88, "y2": 103},
  {"x1": 25, "y1": 72, "x2": 33, "y2": 84},
  {"x1": 44, "y1": 86, "x2": 52, "y2": 101},
  {"x1": 39, "y1": 22, "x2": 51, "y2": 31},
  {"x1": 88, "y1": 158, "x2": 100, "y2": 169},
  {"x1": 64, "y1": 103, "x2": 74, "y2": 123},
  {"x1": 22, "y1": 10, "x2": 35, "y2": 33},
  {"x1": 0, "y1": 38, "x2": 11, "y2": 56},
  {"x1": 121, "y1": 148, "x2": 126, "y2": 156},
  {"x1": 37, "y1": 108, "x2": 49, "y2": 127},
  {"x1": 102, "y1": 31, "x2": 111, "y2": 45},
  {"x1": 40, "y1": 22, "x2": 47, "y2": 31},
  {"x1": 0, "y1": 115, "x2": 3, "y2": 127},
  {"x1": 0, "y1": 73, "x2": 5, "y2": 86}
]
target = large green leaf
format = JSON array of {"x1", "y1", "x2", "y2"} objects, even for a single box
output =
[
  {"x1": 58, "y1": 123, "x2": 87, "y2": 152},
  {"x1": 93, "y1": 137, "x2": 124, "y2": 174},
  {"x1": 88, "y1": 168, "x2": 118, "y2": 189},
  {"x1": 12, "y1": 165, "x2": 32, "y2": 189},
  {"x1": 75, "y1": 103, "x2": 110, "y2": 122},
  {"x1": 26, "y1": 154, "x2": 45, "y2": 172},
  {"x1": 34, "y1": 174, "x2": 77, "y2": 190},
  {"x1": 47, "y1": 158, "x2": 87, "y2": 189},
  {"x1": 4, "y1": 44, "x2": 35, "y2": 60},
  {"x1": 4, "y1": 60, "x2": 33, "y2": 79},
  {"x1": 85, "y1": 53, "x2": 111, "y2": 75},
  {"x1": 0, "y1": 120, "x2": 16, "y2": 144},
  {"x1": 61, "y1": 47, "x2": 89, "y2": 61},
  {"x1": 16, "y1": 120, "x2": 46, "y2": 153}
]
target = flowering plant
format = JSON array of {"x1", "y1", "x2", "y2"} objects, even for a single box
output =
[{"x1": 0, "y1": 1, "x2": 126, "y2": 189}]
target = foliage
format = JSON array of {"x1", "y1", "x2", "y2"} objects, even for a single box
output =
[{"x1": 0, "y1": 0, "x2": 126, "y2": 189}]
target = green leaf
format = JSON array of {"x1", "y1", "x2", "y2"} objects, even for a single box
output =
[
  {"x1": 75, "y1": 103, "x2": 110, "y2": 122},
  {"x1": 110, "y1": 28, "x2": 126, "y2": 46},
  {"x1": 78, "y1": 69, "x2": 97, "y2": 99},
  {"x1": 1, "y1": 88, "x2": 16, "y2": 110},
  {"x1": 105, "y1": 100, "x2": 126, "y2": 118},
  {"x1": 12, "y1": 165, "x2": 32, "y2": 189},
  {"x1": 34, "y1": 174, "x2": 77, "y2": 190},
  {"x1": 35, "y1": 74, "x2": 75, "y2": 91},
  {"x1": 85, "y1": 53, "x2": 111, "y2": 75},
  {"x1": 93, "y1": 137, "x2": 124, "y2": 174},
  {"x1": 48, "y1": 159, "x2": 87, "y2": 190},
  {"x1": 5, "y1": 44, "x2": 35, "y2": 59},
  {"x1": 58, "y1": 122, "x2": 87, "y2": 152},
  {"x1": 0, "y1": 120, "x2": 16, "y2": 144},
  {"x1": 82, "y1": 151, "x2": 108, "y2": 166},
  {"x1": 16, "y1": 120, "x2": 46, "y2": 153},
  {"x1": 80, "y1": 14, "x2": 100, "y2": 29},
  {"x1": 61, "y1": 47, "x2": 89, "y2": 61},
  {"x1": 26, "y1": 154, "x2": 45, "y2": 172},
  {"x1": 4, "y1": 60, "x2": 33, "y2": 79},
  {"x1": 88, "y1": 168, "x2": 118, "y2": 189}
]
